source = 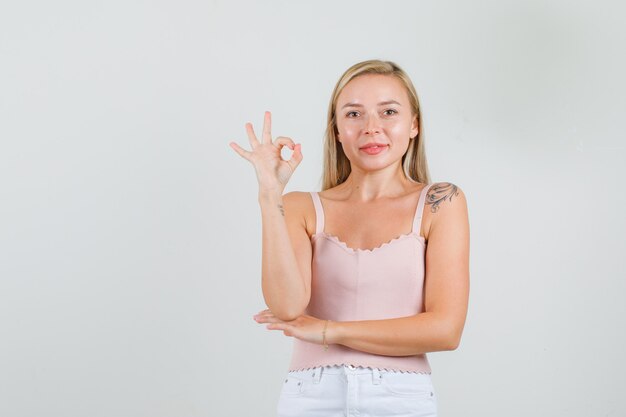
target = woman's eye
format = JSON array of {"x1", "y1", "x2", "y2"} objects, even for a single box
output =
[
  {"x1": 346, "y1": 111, "x2": 359, "y2": 118},
  {"x1": 383, "y1": 109, "x2": 398, "y2": 116}
]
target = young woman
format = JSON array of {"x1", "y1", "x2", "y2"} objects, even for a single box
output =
[{"x1": 229, "y1": 59, "x2": 470, "y2": 417}]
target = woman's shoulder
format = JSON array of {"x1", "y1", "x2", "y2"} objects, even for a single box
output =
[
  {"x1": 282, "y1": 191, "x2": 319, "y2": 238},
  {"x1": 420, "y1": 181, "x2": 468, "y2": 242},
  {"x1": 282, "y1": 190, "x2": 315, "y2": 201},
  {"x1": 281, "y1": 191, "x2": 315, "y2": 209},
  {"x1": 424, "y1": 182, "x2": 467, "y2": 211}
]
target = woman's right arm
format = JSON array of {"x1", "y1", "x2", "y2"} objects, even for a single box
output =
[
  {"x1": 229, "y1": 111, "x2": 307, "y2": 322},
  {"x1": 258, "y1": 190, "x2": 312, "y2": 321}
]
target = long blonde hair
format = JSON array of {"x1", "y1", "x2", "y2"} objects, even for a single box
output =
[{"x1": 321, "y1": 59, "x2": 431, "y2": 190}]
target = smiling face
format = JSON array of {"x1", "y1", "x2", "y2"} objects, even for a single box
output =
[{"x1": 335, "y1": 74, "x2": 419, "y2": 172}]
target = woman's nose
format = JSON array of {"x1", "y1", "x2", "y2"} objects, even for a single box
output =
[{"x1": 364, "y1": 114, "x2": 381, "y2": 135}]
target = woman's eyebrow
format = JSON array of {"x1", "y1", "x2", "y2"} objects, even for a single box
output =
[{"x1": 341, "y1": 100, "x2": 401, "y2": 109}]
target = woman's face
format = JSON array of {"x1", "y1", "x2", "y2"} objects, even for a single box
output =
[{"x1": 335, "y1": 74, "x2": 418, "y2": 172}]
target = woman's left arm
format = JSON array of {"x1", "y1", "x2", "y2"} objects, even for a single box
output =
[
  {"x1": 255, "y1": 183, "x2": 470, "y2": 356},
  {"x1": 328, "y1": 184, "x2": 470, "y2": 355}
]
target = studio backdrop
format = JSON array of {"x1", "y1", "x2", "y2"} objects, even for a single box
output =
[{"x1": 0, "y1": 1, "x2": 624, "y2": 416}]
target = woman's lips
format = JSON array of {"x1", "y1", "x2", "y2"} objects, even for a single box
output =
[{"x1": 360, "y1": 145, "x2": 388, "y2": 155}]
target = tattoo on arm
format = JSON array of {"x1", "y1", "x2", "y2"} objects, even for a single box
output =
[
  {"x1": 426, "y1": 182, "x2": 459, "y2": 213},
  {"x1": 277, "y1": 204, "x2": 285, "y2": 217}
]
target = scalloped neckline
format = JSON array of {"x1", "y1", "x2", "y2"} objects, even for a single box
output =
[{"x1": 311, "y1": 231, "x2": 425, "y2": 254}]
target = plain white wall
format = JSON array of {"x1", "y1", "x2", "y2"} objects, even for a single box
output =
[{"x1": 1, "y1": 0, "x2": 624, "y2": 416}]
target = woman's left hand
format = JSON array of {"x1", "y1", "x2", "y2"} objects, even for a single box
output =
[{"x1": 253, "y1": 309, "x2": 332, "y2": 346}]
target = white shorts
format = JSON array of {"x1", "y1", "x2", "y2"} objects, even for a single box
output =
[{"x1": 276, "y1": 364, "x2": 438, "y2": 417}]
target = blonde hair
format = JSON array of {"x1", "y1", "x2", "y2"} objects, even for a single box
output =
[{"x1": 321, "y1": 59, "x2": 431, "y2": 190}]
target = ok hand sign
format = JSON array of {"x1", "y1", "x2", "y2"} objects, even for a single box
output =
[{"x1": 229, "y1": 111, "x2": 303, "y2": 195}]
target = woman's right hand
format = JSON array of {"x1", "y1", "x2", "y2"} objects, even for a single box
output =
[{"x1": 229, "y1": 111, "x2": 303, "y2": 195}]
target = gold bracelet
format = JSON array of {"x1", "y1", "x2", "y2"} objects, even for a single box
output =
[{"x1": 322, "y1": 319, "x2": 331, "y2": 351}]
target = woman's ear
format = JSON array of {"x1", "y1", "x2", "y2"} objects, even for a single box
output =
[{"x1": 410, "y1": 116, "x2": 419, "y2": 139}]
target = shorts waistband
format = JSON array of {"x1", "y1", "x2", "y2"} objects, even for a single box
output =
[
  {"x1": 295, "y1": 365, "x2": 383, "y2": 384},
  {"x1": 289, "y1": 364, "x2": 431, "y2": 375}
]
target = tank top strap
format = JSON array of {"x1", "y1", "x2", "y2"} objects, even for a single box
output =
[
  {"x1": 412, "y1": 183, "x2": 435, "y2": 235},
  {"x1": 309, "y1": 192, "x2": 325, "y2": 235}
]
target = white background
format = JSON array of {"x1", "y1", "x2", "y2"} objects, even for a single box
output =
[{"x1": 1, "y1": 1, "x2": 624, "y2": 416}]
